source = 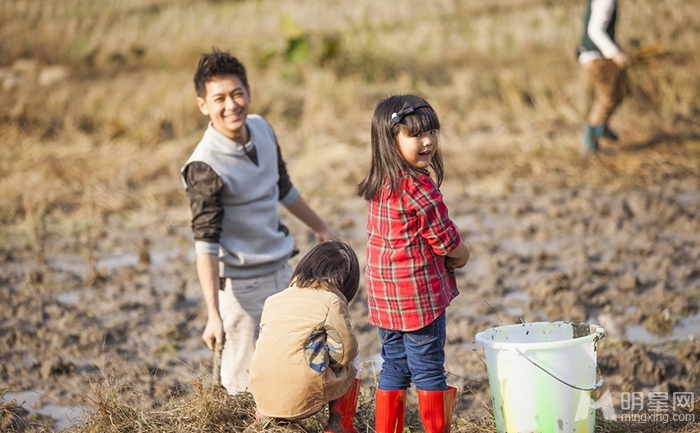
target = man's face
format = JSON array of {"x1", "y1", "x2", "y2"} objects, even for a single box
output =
[{"x1": 196, "y1": 74, "x2": 251, "y2": 142}]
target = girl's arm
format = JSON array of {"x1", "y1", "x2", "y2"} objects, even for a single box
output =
[{"x1": 408, "y1": 175, "x2": 467, "y2": 263}]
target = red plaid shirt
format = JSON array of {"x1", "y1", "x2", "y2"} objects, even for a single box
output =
[{"x1": 365, "y1": 172, "x2": 461, "y2": 331}]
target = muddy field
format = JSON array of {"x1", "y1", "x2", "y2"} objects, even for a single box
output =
[{"x1": 1, "y1": 135, "x2": 699, "y2": 431}]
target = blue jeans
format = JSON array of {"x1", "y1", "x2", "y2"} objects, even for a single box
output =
[{"x1": 377, "y1": 312, "x2": 447, "y2": 391}]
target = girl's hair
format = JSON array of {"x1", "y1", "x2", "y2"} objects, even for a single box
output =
[
  {"x1": 357, "y1": 94, "x2": 444, "y2": 201},
  {"x1": 291, "y1": 240, "x2": 360, "y2": 302},
  {"x1": 193, "y1": 47, "x2": 249, "y2": 98}
]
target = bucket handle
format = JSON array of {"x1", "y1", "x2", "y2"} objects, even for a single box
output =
[{"x1": 515, "y1": 348, "x2": 605, "y2": 392}]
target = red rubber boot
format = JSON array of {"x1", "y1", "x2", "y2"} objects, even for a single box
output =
[
  {"x1": 324, "y1": 378, "x2": 362, "y2": 433},
  {"x1": 374, "y1": 389, "x2": 406, "y2": 433},
  {"x1": 417, "y1": 386, "x2": 457, "y2": 433}
]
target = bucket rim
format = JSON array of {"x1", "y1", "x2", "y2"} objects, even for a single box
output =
[{"x1": 474, "y1": 321, "x2": 605, "y2": 351}]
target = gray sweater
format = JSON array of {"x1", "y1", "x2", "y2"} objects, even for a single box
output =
[{"x1": 181, "y1": 115, "x2": 300, "y2": 278}]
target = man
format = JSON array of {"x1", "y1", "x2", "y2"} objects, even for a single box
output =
[
  {"x1": 578, "y1": 0, "x2": 630, "y2": 152},
  {"x1": 181, "y1": 48, "x2": 336, "y2": 393}
]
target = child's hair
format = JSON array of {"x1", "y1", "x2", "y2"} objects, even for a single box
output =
[
  {"x1": 193, "y1": 48, "x2": 249, "y2": 98},
  {"x1": 357, "y1": 94, "x2": 444, "y2": 201},
  {"x1": 291, "y1": 240, "x2": 360, "y2": 302}
]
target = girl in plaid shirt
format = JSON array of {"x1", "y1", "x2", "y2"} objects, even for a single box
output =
[{"x1": 358, "y1": 95, "x2": 470, "y2": 433}]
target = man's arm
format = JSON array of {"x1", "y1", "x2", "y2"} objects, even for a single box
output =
[
  {"x1": 285, "y1": 195, "x2": 337, "y2": 242},
  {"x1": 271, "y1": 133, "x2": 337, "y2": 242},
  {"x1": 183, "y1": 161, "x2": 225, "y2": 350},
  {"x1": 196, "y1": 253, "x2": 224, "y2": 350}
]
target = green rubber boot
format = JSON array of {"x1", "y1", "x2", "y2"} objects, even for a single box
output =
[{"x1": 582, "y1": 124, "x2": 605, "y2": 153}]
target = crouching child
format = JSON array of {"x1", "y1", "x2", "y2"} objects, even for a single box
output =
[{"x1": 249, "y1": 240, "x2": 362, "y2": 433}]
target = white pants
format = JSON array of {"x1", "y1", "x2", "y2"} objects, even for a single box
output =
[{"x1": 219, "y1": 263, "x2": 293, "y2": 394}]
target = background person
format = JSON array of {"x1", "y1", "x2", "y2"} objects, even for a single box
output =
[{"x1": 578, "y1": 0, "x2": 630, "y2": 152}]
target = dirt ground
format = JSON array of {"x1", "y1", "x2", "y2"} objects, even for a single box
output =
[{"x1": 1, "y1": 137, "x2": 699, "y2": 432}]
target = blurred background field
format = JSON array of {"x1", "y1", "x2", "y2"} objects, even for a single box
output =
[
  {"x1": 1, "y1": 0, "x2": 699, "y2": 432},
  {"x1": 1, "y1": 0, "x2": 699, "y2": 233}
]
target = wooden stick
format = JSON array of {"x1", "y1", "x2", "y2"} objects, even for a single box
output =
[{"x1": 213, "y1": 342, "x2": 223, "y2": 385}]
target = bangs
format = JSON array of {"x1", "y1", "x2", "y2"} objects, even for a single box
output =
[{"x1": 401, "y1": 106, "x2": 440, "y2": 136}]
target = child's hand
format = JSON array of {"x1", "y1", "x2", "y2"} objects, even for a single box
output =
[
  {"x1": 446, "y1": 242, "x2": 470, "y2": 270},
  {"x1": 446, "y1": 255, "x2": 468, "y2": 271}
]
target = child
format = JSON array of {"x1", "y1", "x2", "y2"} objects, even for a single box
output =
[
  {"x1": 249, "y1": 240, "x2": 362, "y2": 433},
  {"x1": 181, "y1": 48, "x2": 336, "y2": 394},
  {"x1": 357, "y1": 94, "x2": 470, "y2": 433}
]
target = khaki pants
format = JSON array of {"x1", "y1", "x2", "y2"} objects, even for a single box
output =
[
  {"x1": 219, "y1": 263, "x2": 293, "y2": 394},
  {"x1": 582, "y1": 58, "x2": 626, "y2": 126}
]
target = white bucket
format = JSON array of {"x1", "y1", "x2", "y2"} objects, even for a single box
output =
[{"x1": 474, "y1": 321, "x2": 605, "y2": 433}]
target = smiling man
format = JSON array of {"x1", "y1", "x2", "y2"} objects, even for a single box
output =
[{"x1": 181, "y1": 48, "x2": 336, "y2": 394}]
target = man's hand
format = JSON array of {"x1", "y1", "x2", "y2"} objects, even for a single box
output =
[
  {"x1": 315, "y1": 227, "x2": 338, "y2": 242},
  {"x1": 286, "y1": 196, "x2": 338, "y2": 243},
  {"x1": 202, "y1": 315, "x2": 225, "y2": 351}
]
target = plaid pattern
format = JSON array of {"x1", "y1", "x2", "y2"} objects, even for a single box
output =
[{"x1": 365, "y1": 172, "x2": 461, "y2": 331}]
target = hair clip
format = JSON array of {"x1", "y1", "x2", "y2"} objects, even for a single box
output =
[{"x1": 391, "y1": 103, "x2": 431, "y2": 126}]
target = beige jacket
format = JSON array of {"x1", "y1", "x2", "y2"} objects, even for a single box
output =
[{"x1": 249, "y1": 282, "x2": 358, "y2": 419}]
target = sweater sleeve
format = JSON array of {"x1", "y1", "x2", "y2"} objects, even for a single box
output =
[
  {"x1": 273, "y1": 132, "x2": 300, "y2": 206},
  {"x1": 182, "y1": 161, "x2": 223, "y2": 252}
]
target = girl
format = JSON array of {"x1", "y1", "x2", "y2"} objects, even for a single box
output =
[
  {"x1": 357, "y1": 95, "x2": 470, "y2": 433},
  {"x1": 249, "y1": 240, "x2": 362, "y2": 433}
]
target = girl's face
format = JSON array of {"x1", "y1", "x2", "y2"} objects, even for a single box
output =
[{"x1": 395, "y1": 127, "x2": 439, "y2": 169}]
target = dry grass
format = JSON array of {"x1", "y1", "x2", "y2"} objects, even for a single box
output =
[
  {"x1": 3, "y1": 367, "x2": 488, "y2": 433},
  {"x1": 1, "y1": 0, "x2": 698, "y2": 234},
  {"x1": 4, "y1": 371, "x2": 697, "y2": 433},
  {"x1": 69, "y1": 373, "x2": 256, "y2": 433}
]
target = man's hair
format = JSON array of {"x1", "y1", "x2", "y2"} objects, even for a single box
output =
[
  {"x1": 193, "y1": 48, "x2": 249, "y2": 98},
  {"x1": 291, "y1": 240, "x2": 360, "y2": 302}
]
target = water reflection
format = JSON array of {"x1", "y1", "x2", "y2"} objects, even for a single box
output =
[
  {"x1": 2, "y1": 390, "x2": 89, "y2": 430},
  {"x1": 625, "y1": 312, "x2": 700, "y2": 345}
]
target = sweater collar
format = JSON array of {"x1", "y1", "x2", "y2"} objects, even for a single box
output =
[{"x1": 204, "y1": 122, "x2": 252, "y2": 156}]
